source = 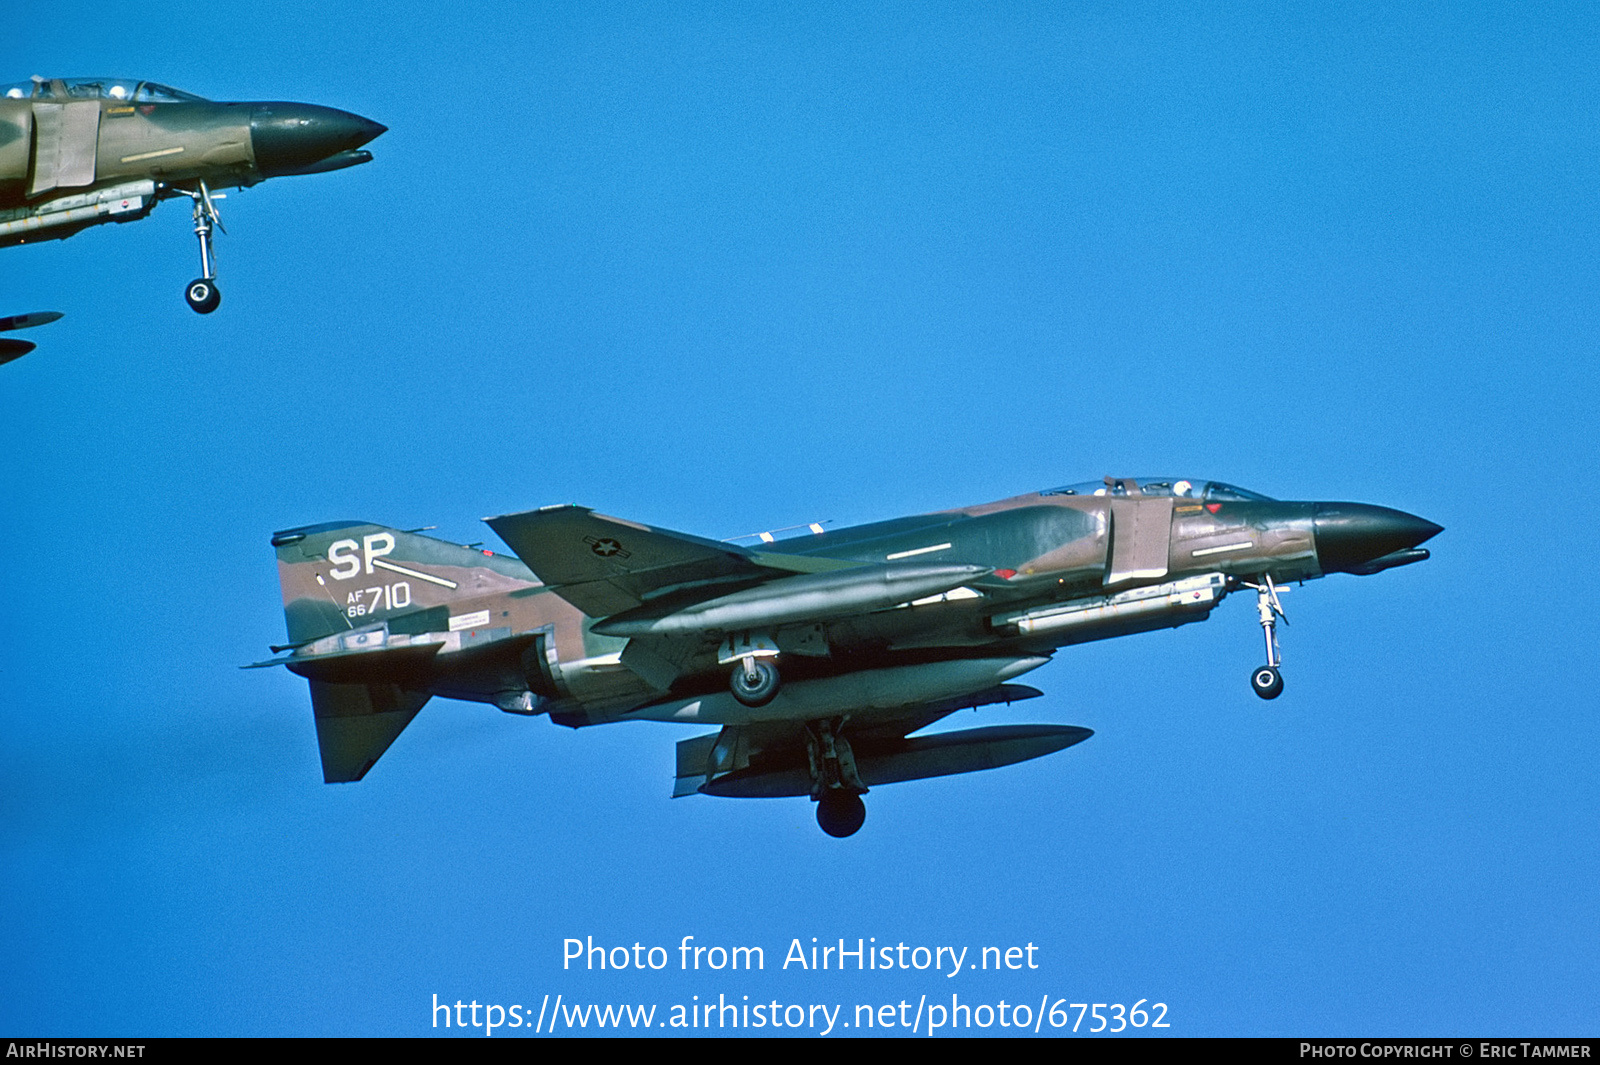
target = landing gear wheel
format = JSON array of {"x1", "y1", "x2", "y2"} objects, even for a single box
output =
[
  {"x1": 1251, "y1": 665, "x2": 1284, "y2": 700},
  {"x1": 185, "y1": 279, "x2": 221, "y2": 315},
  {"x1": 816, "y1": 791, "x2": 866, "y2": 837},
  {"x1": 730, "y1": 658, "x2": 779, "y2": 707}
]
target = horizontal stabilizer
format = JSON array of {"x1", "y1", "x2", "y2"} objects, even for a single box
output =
[{"x1": 310, "y1": 680, "x2": 430, "y2": 783}]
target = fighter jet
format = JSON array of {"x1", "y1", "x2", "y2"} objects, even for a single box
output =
[
  {"x1": 0, "y1": 76, "x2": 385, "y2": 313},
  {"x1": 252, "y1": 477, "x2": 1441, "y2": 837}
]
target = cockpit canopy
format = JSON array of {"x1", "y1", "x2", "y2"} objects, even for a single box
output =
[
  {"x1": 1, "y1": 78, "x2": 207, "y2": 103},
  {"x1": 1041, "y1": 477, "x2": 1276, "y2": 501}
]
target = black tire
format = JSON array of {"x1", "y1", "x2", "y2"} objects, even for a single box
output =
[
  {"x1": 816, "y1": 791, "x2": 866, "y2": 838},
  {"x1": 185, "y1": 278, "x2": 221, "y2": 315},
  {"x1": 1251, "y1": 665, "x2": 1284, "y2": 700},
  {"x1": 730, "y1": 659, "x2": 780, "y2": 706}
]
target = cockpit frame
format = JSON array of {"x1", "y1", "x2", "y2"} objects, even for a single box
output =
[
  {"x1": 0, "y1": 77, "x2": 207, "y2": 103},
  {"x1": 1039, "y1": 477, "x2": 1276, "y2": 501}
]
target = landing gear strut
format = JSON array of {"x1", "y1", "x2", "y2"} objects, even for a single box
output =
[
  {"x1": 1246, "y1": 574, "x2": 1286, "y2": 700},
  {"x1": 805, "y1": 719, "x2": 867, "y2": 837},
  {"x1": 177, "y1": 182, "x2": 224, "y2": 314}
]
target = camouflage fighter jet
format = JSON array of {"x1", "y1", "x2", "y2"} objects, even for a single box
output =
[
  {"x1": 252, "y1": 477, "x2": 1441, "y2": 837},
  {"x1": 1, "y1": 76, "x2": 385, "y2": 313}
]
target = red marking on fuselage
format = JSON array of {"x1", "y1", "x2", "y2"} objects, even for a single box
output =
[
  {"x1": 994, "y1": 568, "x2": 1017, "y2": 579},
  {"x1": 1205, "y1": 503, "x2": 1223, "y2": 513}
]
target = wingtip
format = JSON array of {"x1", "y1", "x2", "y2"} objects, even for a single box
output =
[{"x1": 482, "y1": 503, "x2": 586, "y2": 524}]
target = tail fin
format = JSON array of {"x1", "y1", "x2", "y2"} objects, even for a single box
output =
[
  {"x1": 269, "y1": 521, "x2": 537, "y2": 782},
  {"x1": 270, "y1": 520, "x2": 534, "y2": 645}
]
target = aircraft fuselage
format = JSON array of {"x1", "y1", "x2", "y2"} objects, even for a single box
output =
[
  {"x1": 262, "y1": 478, "x2": 1440, "y2": 833},
  {"x1": 269, "y1": 479, "x2": 1439, "y2": 728}
]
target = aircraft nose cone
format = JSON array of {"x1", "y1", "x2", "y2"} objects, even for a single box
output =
[
  {"x1": 251, "y1": 103, "x2": 387, "y2": 177},
  {"x1": 1313, "y1": 503, "x2": 1443, "y2": 574}
]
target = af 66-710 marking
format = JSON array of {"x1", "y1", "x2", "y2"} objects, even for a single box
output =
[{"x1": 344, "y1": 583, "x2": 412, "y2": 618}]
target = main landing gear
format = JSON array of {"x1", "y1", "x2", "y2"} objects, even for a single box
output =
[
  {"x1": 175, "y1": 181, "x2": 224, "y2": 314},
  {"x1": 1244, "y1": 574, "x2": 1286, "y2": 700},
  {"x1": 806, "y1": 719, "x2": 867, "y2": 837},
  {"x1": 817, "y1": 792, "x2": 866, "y2": 838},
  {"x1": 730, "y1": 655, "x2": 780, "y2": 706}
]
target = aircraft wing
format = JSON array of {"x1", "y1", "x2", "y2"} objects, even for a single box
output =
[{"x1": 484, "y1": 505, "x2": 850, "y2": 618}]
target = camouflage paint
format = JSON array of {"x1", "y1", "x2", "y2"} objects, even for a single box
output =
[{"x1": 258, "y1": 478, "x2": 1439, "y2": 808}]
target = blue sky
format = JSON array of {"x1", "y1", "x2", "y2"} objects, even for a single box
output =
[{"x1": 3, "y1": 1, "x2": 1598, "y2": 1036}]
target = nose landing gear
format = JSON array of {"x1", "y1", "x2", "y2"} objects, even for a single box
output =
[
  {"x1": 185, "y1": 278, "x2": 220, "y2": 314},
  {"x1": 1245, "y1": 574, "x2": 1286, "y2": 700},
  {"x1": 1251, "y1": 664, "x2": 1284, "y2": 699},
  {"x1": 176, "y1": 182, "x2": 225, "y2": 314}
]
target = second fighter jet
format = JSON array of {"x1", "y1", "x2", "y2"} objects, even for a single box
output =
[{"x1": 0, "y1": 76, "x2": 385, "y2": 313}]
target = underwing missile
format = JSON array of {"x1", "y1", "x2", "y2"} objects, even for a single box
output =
[{"x1": 591, "y1": 562, "x2": 992, "y2": 638}]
